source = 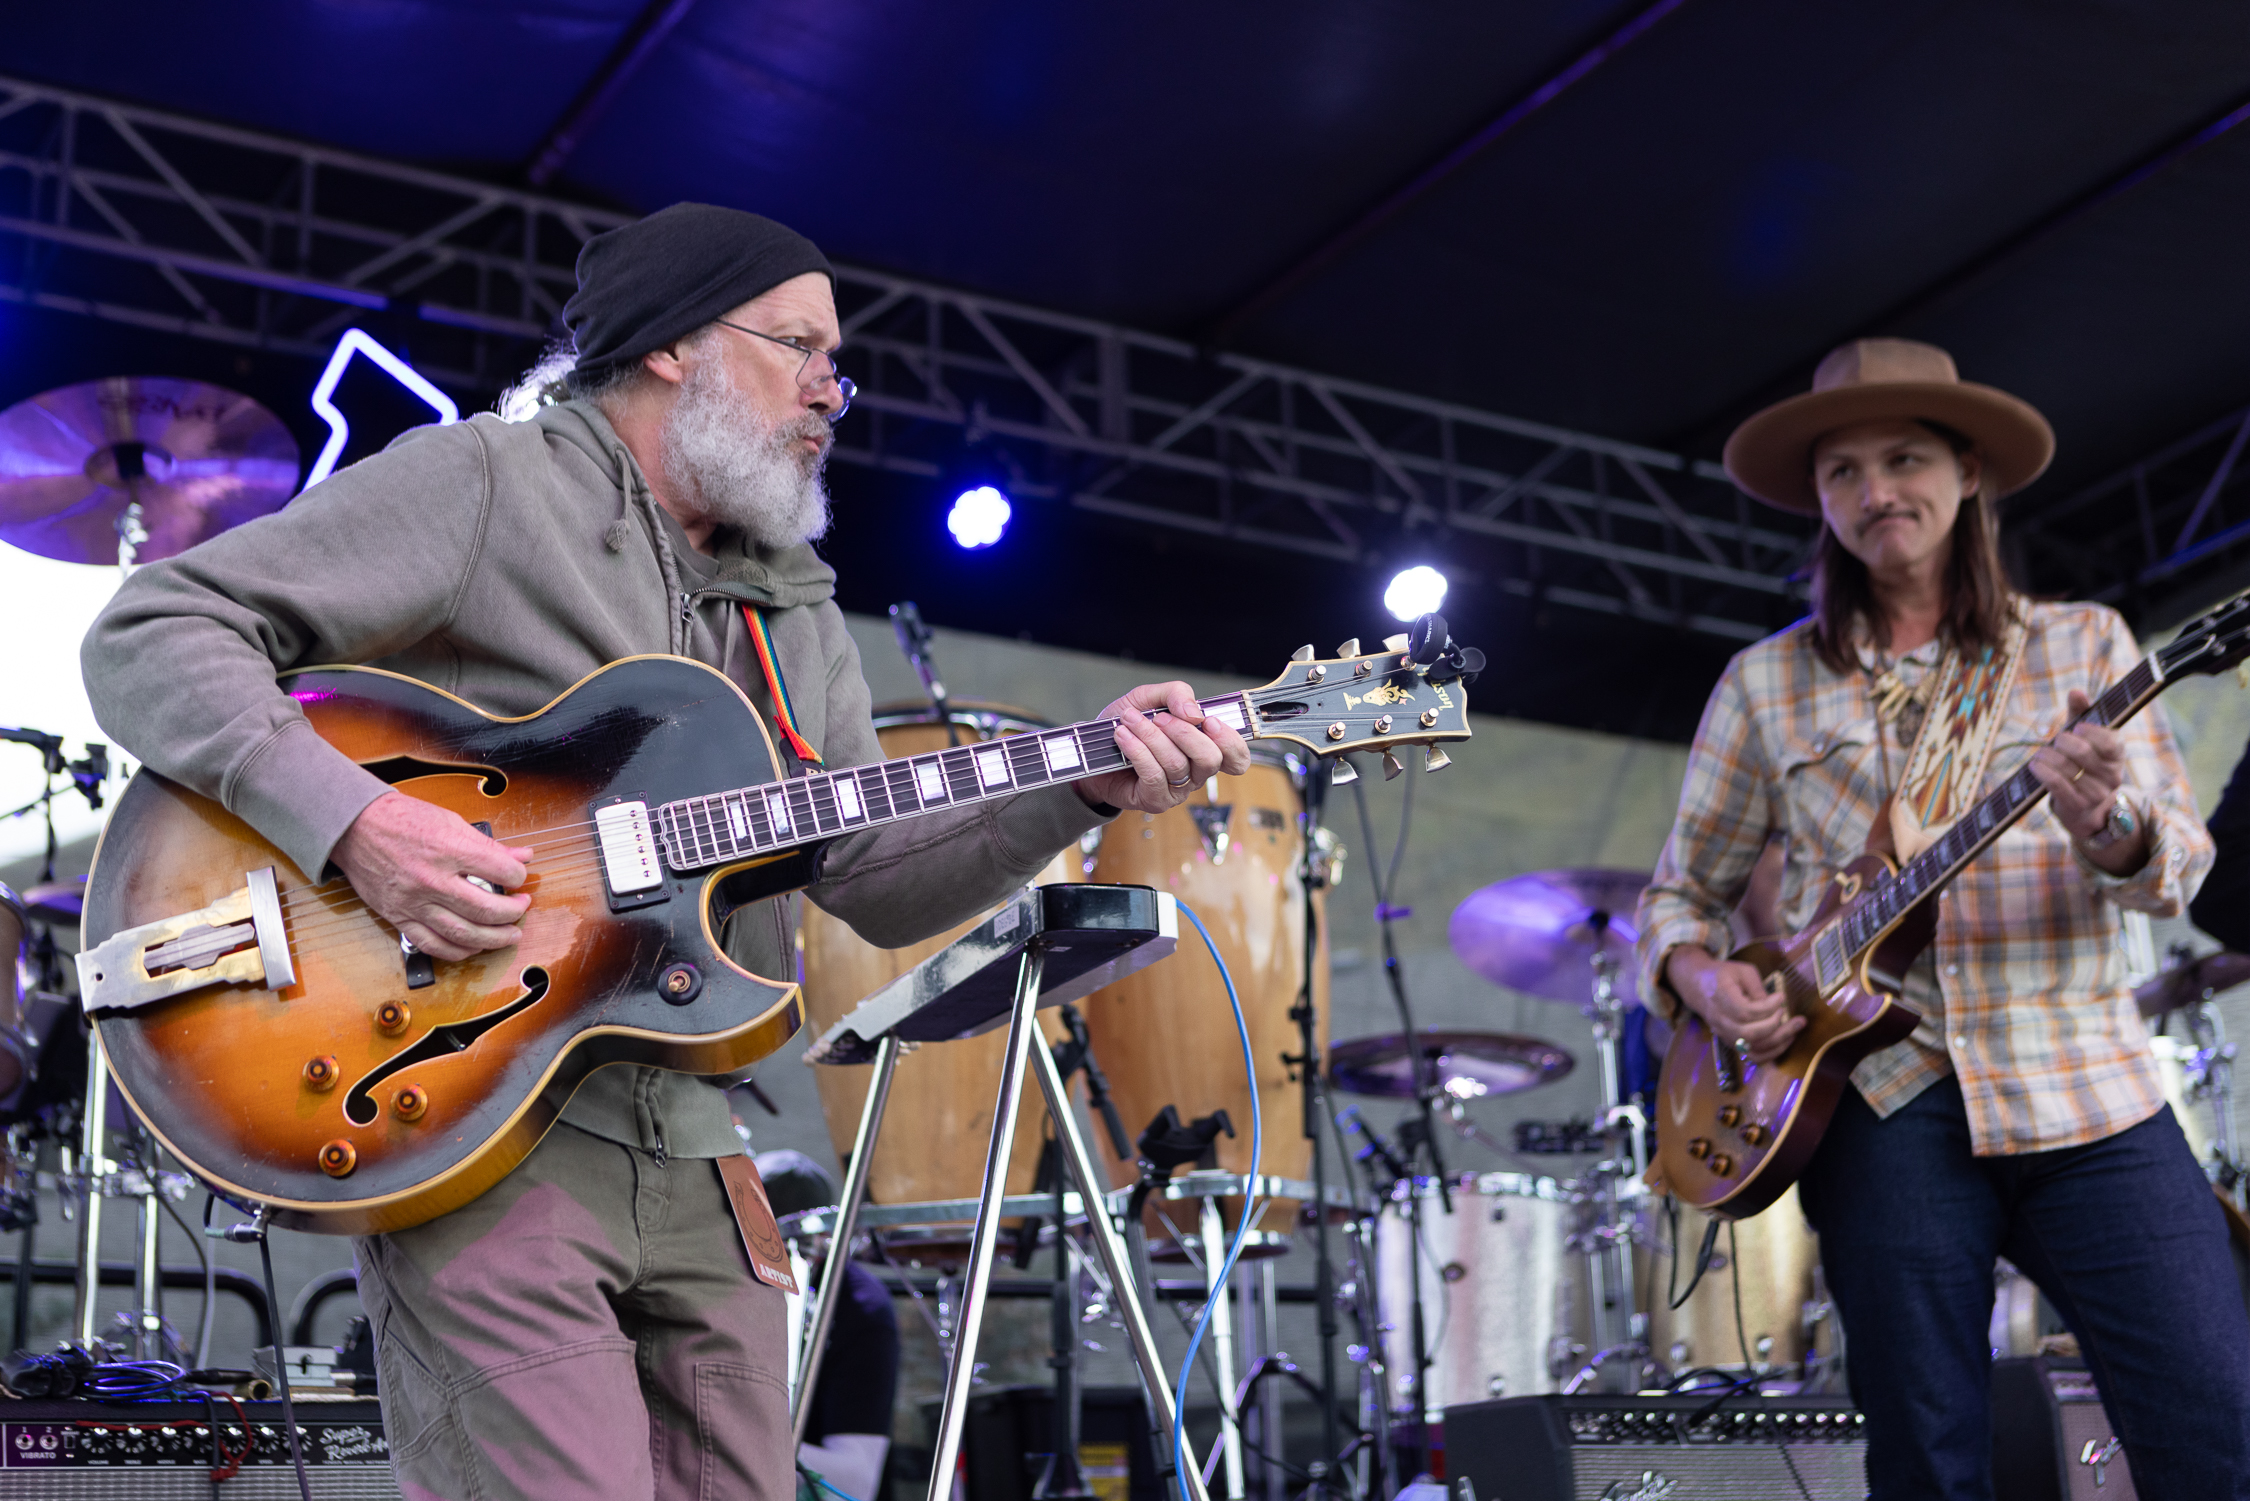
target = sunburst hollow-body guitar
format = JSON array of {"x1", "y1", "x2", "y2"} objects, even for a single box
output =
[{"x1": 79, "y1": 637, "x2": 1475, "y2": 1234}]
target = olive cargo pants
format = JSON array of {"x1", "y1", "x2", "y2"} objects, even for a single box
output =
[{"x1": 353, "y1": 1122, "x2": 792, "y2": 1501}]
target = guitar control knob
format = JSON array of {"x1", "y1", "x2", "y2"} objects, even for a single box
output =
[
  {"x1": 376, "y1": 1002, "x2": 411, "y2": 1037},
  {"x1": 1685, "y1": 1137, "x2": 1712, "y2": 1160},
  {"x1": 303, "y1": 1056, "x2": 339, "y2": 1092},
  {"x1": 1707, "y1": 1153, "x2": 1735, "y2": 1177},
  {"x1": 1717, "y1": 1105, "x2": 1742, "y2": 1128},
  {"x1": 318, "y1": 1140, "x2": 357, "y2": 1178},
  {"x1": 393, "y1": 1085, "x2": 429, "y2": 1122},
  {"x1": 1740, "y1": 1123, "x2": 1770, "y2": 1147}
]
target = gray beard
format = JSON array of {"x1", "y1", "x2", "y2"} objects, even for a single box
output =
[{"x1": 657, "y1": 357, "x2": 833, "y2": 551}]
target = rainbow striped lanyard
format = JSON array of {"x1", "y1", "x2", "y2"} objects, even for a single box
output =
[{"x1": 742, "y1": 605, "x2": 824, "y2": 769}]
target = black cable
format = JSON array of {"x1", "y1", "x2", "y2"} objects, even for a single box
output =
[
  {"x1": 1667, "y1": 1210, "x2": 1723, "y2": 1311},
  {"x1": 254, "y1": 1230, "x2": 313, "y2": 1501},
  {"x1": 1729, "y1": 1220, "x2": 1752, "y2": 1371},
  {"x1": 162, "y1": 1188, "x2": 214, "y2": 1370}
]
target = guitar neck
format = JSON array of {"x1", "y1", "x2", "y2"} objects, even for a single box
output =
[
  {"x1": 1830, "y1": 652, "x2": 2166, "y2": 965},
  {"x1": 653, "y1": 694, "x2": 1254, "y2": 871}
]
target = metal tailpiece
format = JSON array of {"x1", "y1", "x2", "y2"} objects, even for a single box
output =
[{"x1": 78, "y1": 866, "x2": 295, "y2": 1014}]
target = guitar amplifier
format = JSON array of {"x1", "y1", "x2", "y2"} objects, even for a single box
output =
[
  {"x1": 1992, "y1": 1358, "x2": 2134, "y2": 1501},
  {"x1": 1444, "y1": 1393, "x2": 1867, "y2": 1501},
  {"x1": 0, "y1": 1398, "x2": 396, "y2": 1499}
]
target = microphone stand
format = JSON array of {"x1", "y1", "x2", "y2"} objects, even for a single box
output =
[
  {"x1": 1350, "y1": 760, "x2": 1448, "y2": 1481},
  {"x1": 889, "y1": 602, "x2": 961, "y2": 746},
  {"x1": 1283, "y1": 758, "x2": 1347, "y2": 1497}
]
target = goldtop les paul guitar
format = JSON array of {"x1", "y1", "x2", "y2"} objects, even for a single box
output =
[
  {"x1": 77, "y1": 624, "x2": 1479, "y2": 1234},
  {"x1": 1655, "y1": 589, "x2": 2250, "y2": 1220}
]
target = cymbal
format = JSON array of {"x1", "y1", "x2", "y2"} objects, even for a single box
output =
[
  {"x1": 0, "y1": 377, "x2": 299, "y2": 566},
  {"x1": 18, "y1": 877, "x2": 84, "y2": 926},
  {"x1": 1328, "y1": 1028, "x2": 1574, "y2": 1100},
  {"x1": 1449, "y1": 867, "x2": 1649, "y2": 1006},
  {"x1": 2136, "y1": 950, "x2": 2250, "y2": 1020}
]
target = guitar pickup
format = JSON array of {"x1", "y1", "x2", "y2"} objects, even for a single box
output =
[
  {"x1": 594, "y1": 798, "x2": 669, "y2": 912},
  {"x1": 79, "y1": 867, "x2": 297, "y2": 1015}
]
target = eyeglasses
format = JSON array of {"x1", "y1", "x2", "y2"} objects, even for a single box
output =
[{"x1": 711, "y1": 319, "x2": 856, "y2": 420}]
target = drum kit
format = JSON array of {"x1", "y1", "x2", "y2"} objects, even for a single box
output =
[
  {"x1": 0, "y1": 375, "x2": 299, "y2": 1363},
  {"x1": 774, "y1": 617, "x2": 1837, "y2": 1499}
]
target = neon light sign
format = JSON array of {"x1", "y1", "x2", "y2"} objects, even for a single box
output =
[{"x1": 303, "y1": 329, "x2": 460, "y2": 491}]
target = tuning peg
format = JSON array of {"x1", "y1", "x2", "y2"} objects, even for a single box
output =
[
  {"x1": 1328, "y1": 757, "x2": 1358, "y2": 786},
  {"x1": 1291, "y1": 644, "x2": 1316, "y2": 662},
  {"x1": 1423, "y1": 745, "x2": 1452, "y2": 773},
  {"x1": 1382, "y1": 751, "x2": 1405, "y2": 781},
  {"x1": 1335, "y1": 638, "x2": 1360, "y2": 658},
  {"x1": 1382, "y1": 634, "x2": 1409, "y2": 653}
]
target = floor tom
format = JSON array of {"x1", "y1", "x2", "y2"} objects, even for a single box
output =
[{"x1": 1374, "y1": 1172, "x2": 1579, "y2": 1408}]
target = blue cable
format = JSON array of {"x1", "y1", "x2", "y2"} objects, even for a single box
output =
[{"x1": 1169, "y1": 900, "x2": 1261, "y2": 1501}]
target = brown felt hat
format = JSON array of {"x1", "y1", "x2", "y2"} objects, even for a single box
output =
[{"x1": 1722, "y1": 338, "x2": 2055, "y2": 514}]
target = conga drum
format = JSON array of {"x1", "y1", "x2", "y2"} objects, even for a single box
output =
[
  {"x1": 1079, "y1": 751, "x2": 1330, "y2": 1251},
  {"x1": 797, "y1": 704, "x2": 1081, "y2": 1250}
]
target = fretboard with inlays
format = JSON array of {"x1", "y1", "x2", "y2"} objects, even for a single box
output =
[{"x1": 652, "y1": 695, "x2": 1253, "y2": 872}]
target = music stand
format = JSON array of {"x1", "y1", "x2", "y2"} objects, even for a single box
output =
[{"x1": 795, "y1": 883, "x2": 1212, "y2": 1501}]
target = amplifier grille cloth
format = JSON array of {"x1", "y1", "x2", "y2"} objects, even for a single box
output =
[
  {"x1": 1570, "y1": 1442, "x2": 1867, "y2": 1499},
  {"x1": 0, "y1": 1477, "x2": 396, "y2": 1500}
]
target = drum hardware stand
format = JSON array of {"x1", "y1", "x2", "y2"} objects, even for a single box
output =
[
  {"x1": 1560, "y1": 935, "x2": 1653, "y2": 1394},
  {"x1": 796, "y1": 886, "x2": 1207, "y2": 1501},
  {"x1": 1346, "y1": 758, "x2": 1453, "y2": 1479}
]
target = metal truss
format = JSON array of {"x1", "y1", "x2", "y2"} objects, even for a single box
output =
[
  {"x1": 0, "y1": 72, "x2": 1811, "y2": 642},
  {"x1": 2011, "y1": 402, "x2": 2250, "y2": 630}
]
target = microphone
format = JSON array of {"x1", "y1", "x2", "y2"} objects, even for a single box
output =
[{"x1": 0, "y1": 728, "x2": 64, "y2": 774}]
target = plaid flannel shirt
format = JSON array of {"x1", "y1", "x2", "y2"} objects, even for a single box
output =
[{"x1": 1635, "y1": 600, "x2": 2211, "y2": 1155}]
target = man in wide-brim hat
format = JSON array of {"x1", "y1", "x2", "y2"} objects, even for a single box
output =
[{"x1": 1637, "y1": 339, "x2": 2249, "y2": 1497}]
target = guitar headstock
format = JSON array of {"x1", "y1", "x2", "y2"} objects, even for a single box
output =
[
  {"x1": 1241, "y1": 614, "x2": 1477, "y2": 777},
  {"x1": 2159, "y1": 589, "x2": 2250, "y2": 682}
]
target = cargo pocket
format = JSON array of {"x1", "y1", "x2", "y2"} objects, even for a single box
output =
[{"x1": 696, "y1": 1360, "x2": 791, "y2": 1501}]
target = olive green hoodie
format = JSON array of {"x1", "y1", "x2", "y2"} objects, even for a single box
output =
[{"x1": 81, "y1": 400, "x2": 1106, "y2": 1160}]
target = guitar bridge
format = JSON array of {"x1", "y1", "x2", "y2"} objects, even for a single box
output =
[{"x1": 79, "y1": 867, "x2": 297, "y2": 1014}]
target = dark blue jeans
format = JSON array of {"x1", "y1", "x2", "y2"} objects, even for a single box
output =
[{"x1": 1797, "y1": 1075, "x2": 2250, "y2": 1499}]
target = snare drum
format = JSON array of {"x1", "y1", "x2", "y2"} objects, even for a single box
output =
[
  {"x1": 1079, "y1": 751, "x2": 1330, "y2": 1247},
  {"x1": 798, "y1": 704, "x2": 1077, "y2": 1237},
  {"x1": 1375, "y1": 1172, "x2": 1579, "y2": 1408}
]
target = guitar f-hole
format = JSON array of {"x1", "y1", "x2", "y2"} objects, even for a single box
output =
[{"x1": 343, "y1": 967, "x2": 550, "y2": 1127}]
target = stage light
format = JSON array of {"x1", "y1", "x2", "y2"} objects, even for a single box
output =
[
  {"x1": 1384, "y1": 565, "x2": 1448, "y2": 622},
  {"x1": 947, "y1": 485, "x2": 1012, "y2": 548},
  {"x1": 304, "y1": 329, "x2": 460, "y2": 491}
]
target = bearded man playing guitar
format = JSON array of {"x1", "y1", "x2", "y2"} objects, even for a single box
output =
[
  {"x1": 1636, "y1": 339, "x2": 2250, "y2": 1498},
  {"x1": 79, "y1": 204, "x2": 1250, "y2": 1501}
]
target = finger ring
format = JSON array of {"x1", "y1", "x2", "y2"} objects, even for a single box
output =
[
  {"x1": 2071, "y1": 765, "x2": 2085, "y2": 782},
  {"x1": 1166, "y1": 773, "x2": 1194, "y2": 788},
  {"x1": 1734, "y1": 1036, "x2": 1751, "y2": 1058}
]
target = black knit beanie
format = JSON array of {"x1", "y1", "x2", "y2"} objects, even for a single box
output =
[{"x1": 563, "y1": 203, "x2": 833, "y2": 376}]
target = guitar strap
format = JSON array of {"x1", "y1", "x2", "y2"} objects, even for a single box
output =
[
  {"x1": 742, "y1": 605, "x2": 825, "y2": 770},
  {"x1": 1880, "y1": 608, "x2": 2030, "y2": 862}
]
